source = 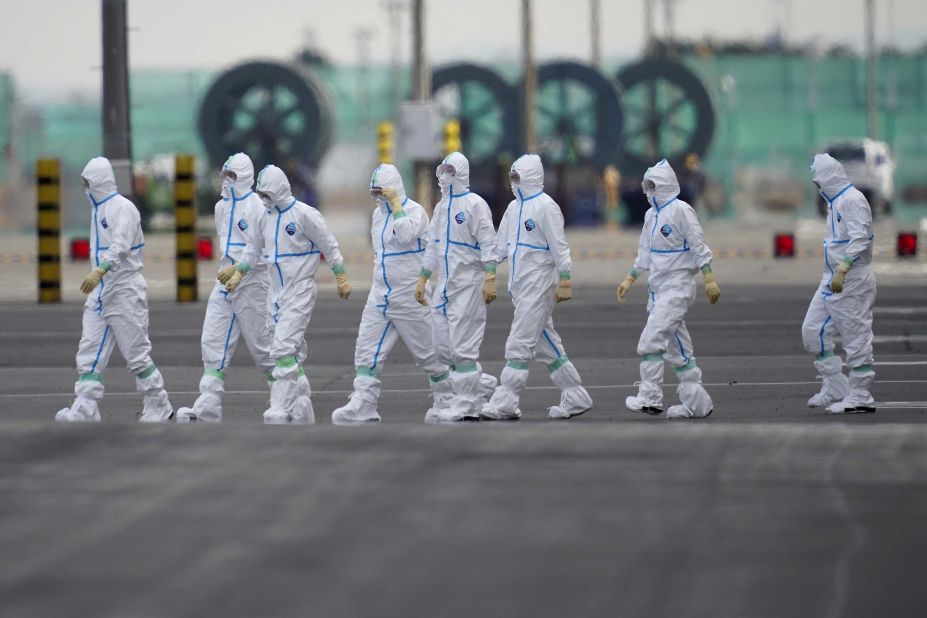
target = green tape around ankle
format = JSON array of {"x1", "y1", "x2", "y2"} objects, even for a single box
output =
[
  {"x1": 455, "y1": 361, "x2": 479, "y2": 373},
  {"x1": 266, "y1": 373, "x2": 276, "y2": 383},
  {"x1": 673, "y1": 360, "x2": 697, "y2": 373},
  {"x1": 547, "y1": 356, "x2": 569, "y2": 373},
  {"x1": 816, "y1": 352, "x2": 835, "y2": 360},
  {"x1": 78, "y1": 372, "x2": 103, "y2": 382},
  {"x1": 506, "y1": 360, "x2": 530, "y2": 370},
  {"x1": 356, "y1": 366, "x2": 381, "y2": 379},
  {"x1": 137, "y1": 365, "x2": 157, "y2": 379},
  {"x1": 640, "y1": 353, "x2": 664, "y2": 362},
  {"x1": 204, "y1": 368, "x2": 225, "y2": 380},
  {"x1": 298, "y1": 367, "x2": 305, "y2": 377},
  {"x1": 429, "y1": 371, "x2": 450, "y2": 383},
  {"x1": 276, "y1": 356, "x2": 298, "y2": 368},
  {"x1": 851, "y1": 364, "x2": 873, "y2": 373}
]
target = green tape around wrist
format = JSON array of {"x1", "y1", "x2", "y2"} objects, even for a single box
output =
[
  {"x1": 392, "y1": 209, "x2": 408, "y2": 220},
  {"x1": 236, "y1": 262, "x2": 252, "y2": 274},
  {"x1": 559, "y1": 271, "x2": 571, "y2": 281},
  {"x1": 629, "y1": 268, "x2": 641, "y2": 280},
  {"x1": 841, "y1": 256, "x2": 855, "y2": 268},
  {"x1": 332, "y1": 263, "x2": 346, "y2": 275},
  {"x1": 700, "y1": 263, "x2": 713, "y2": 274},
  {"x1": 484, "y1": 262, "x2": 497, "y2": 274},
  {"x1": 420, "y1": 268, "x2": 432, "y2": 279},
  {"x1": 98, "y1": 261, "x2": 111, "y2": 273}
]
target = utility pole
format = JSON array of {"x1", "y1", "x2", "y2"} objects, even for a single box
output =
[
  {"x1": 101, "y1": 0, "x2": 133, "y2": 199},
  {"x1": 643, "y1": 0, "x2": 658, "y2": 159},
  {"x1": 383, "y1": 0, "x2": 404, "y2": 114},
  {"x1": 590, "y1": 0, "x2": 602, "y2": 68},
  {"x1": 354, "y1": 28, "x2": 373, "y2": 136},
  {"x1": 411, "y1": 0, "x2": 431, "y2": 206},
  {"x1": 864, "y1": 0, "x2": 877, "y2": 138},
  {"x1": 662, "y1": 0, "x2": 676, "y2": 57},
  {"x1": 521, "y1": 0, "x2": 537, "y2": 153}
]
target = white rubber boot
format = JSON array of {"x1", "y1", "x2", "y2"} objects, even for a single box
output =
[
  {"x1": 333, "y1": 373, "x2": 381, "y2": 425},
  {"x1": 827, "y1": 366, "x2": 876, "y2": 414}
]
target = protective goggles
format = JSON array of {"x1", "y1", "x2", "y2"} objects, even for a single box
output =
[
  {"x1": 435, "y1": 163, "x2": 456, "y2": 178},
  {"x1": 641, "y1": 179, "x2": 656, "y2": 193},
  {"x1": 220, "y1": 169, "x2": 238, "y2": 182},
  {"x1": 509, "y1": 170, "x2": 521, "y2": 184},
  {"x1": 369, "y1": 185, "x2": 384, "y2": 198}
]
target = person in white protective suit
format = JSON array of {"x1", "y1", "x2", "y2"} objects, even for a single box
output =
[
  {"x1": 330, "y1": 164, "x2": 454, "y2": 424},
  {"x1": 176, "y1": 153, "x2": 275, "y2": 423},
  {"x1": 617, "y1": 159, "x2": 720, "y2": 419},
  {"x1": 415, "y1": 151, "x2": 498, "y2": 422},
  {"x1": 55, "y1": 157, "x2": 173, "y2": 422},
  {"x1": 480, "y1": 154, "x2": 593, "y2": 421},
  {"x1": 801, "y1": 153, "x2": 877, "y2": 413},
  {"x1": 255, "y1": 164, "x2": 352, "y2": 424}
]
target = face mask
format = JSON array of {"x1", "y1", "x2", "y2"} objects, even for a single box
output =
[
  {"x1": 259, "y1": 194, "x2": 273, "y2": 209},
  {"x1": 642, "y1": 179, "x2": 656, "y2": 200}
]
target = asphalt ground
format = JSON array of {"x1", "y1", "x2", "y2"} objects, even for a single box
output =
[{"x1": 1, "y1": 283, "x2": 927, "y2": 617}]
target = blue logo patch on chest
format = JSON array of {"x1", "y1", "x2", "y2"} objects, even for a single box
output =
[
  {"x1": 524, "y1": 218, "x2": 536, "y2": 232},
  {"x1": 660, "y1": 223, "x2": 672, "y2": 237},
  {"x1": 455, "y1": 212, "x2": 466, "y2": 224},
  {"x1": 101, "y1": 217, "x2": 108, "y2": 229},
  {"x1": 285, "y1": 222, "x2": 297, "y2": 236},
  {"x1": 237, "y1": 218, "x2": 248, "y2": 231},
  {"x1": 836, "y1": 213, "x2": 842, "y2": 223}
]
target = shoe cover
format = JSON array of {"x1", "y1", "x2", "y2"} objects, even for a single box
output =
[
  {"x1": 292, "y1": 374, "x2": 315, "y2": 424},
  {"x1": 137, "y1": 369, "x2": 174, "y2": 423},
  {"x1": 625, "y1": 395, "x2": 663, "y2": 415},
  {"x1": 264, "y1": 372, "x2": 299, "y2": 424},
  {"x1": 666, "y1": 404, "x2": 713, "y2": 419},
  {"x1": 675, "y1": 365, "x2": 713, "y2": 419},
  {"x1": 481, "y1": 365, "x2": 527, "y2": 421},
  {"x1": 424, "y1": 377, "x2": 454, "y2": 423},
  {"x1": 443, "y1": 366, "x2": 485, "y2": 420},
  {"x1": 477, "y1": 373, "x2": 498, "y2": 403},
  {"x1": 547, "y1": 362, "x2": 592, "y2": 419},
  {"x1": 55, "y1": 396, "x2": 101, "y2": 422},
  {"x1": 808, "y1": 355, "x2": 849, "y2": 408},
  {"x1": 332, "y1": 405, "x2": 381, "y2": 425},
  {"x1": 635, "y1": 360, "x2": 664, "y2": 408},
  {"x1": 846, "y1": 368, "x2": 875, "y2": 407},
  {"x1": 177, "y1": 374, "x2": 224, "y2": 423}
]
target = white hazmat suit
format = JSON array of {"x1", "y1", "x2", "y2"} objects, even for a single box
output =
[
  {"x1": 177, "y1": 153, "x2": 274, "y2": 423},
  {"x1": 420, "y1": 152, "x2": 498, "y2": 422},
  {"x1": 623, "y1": 159, "x2": 716, "y2": 419},
  {"x1": 56, "y1": 157, "x2": 173, "y2": 423},
  {"x1": 801, "y1": 153, "x2": 877, "y2": 413},
  {"x1": 331, "y1": 164, "x2": 453, "y2": 424},
  {"x1": 256, "y1": 165, "x2": 349, "y2": 424},
  {"x1": 481, "y1": 154, "x2": 593, "y2": 421}
]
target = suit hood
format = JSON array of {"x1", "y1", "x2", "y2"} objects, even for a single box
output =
[
  {"x1": 222, "y1": 152, "x2": 255, "y2": 194},
  {"x1": 255, "y1": 165, "x2": 293, "y2": 208},
  {"x1": 511, "y1": 153, "x2": 544, "y2": 197},
  {"x1": 81, "y1": 157, "x2": 118, "y2": 202},
  {"x1": 370, "y1": 163, "x2": 407, "y2": 202},
  {"x1": 811, "y1": 153, "x2": 852, "y2": 199},
  {"x1": 442, "y1": 151, "x2": 470, "y2": 193},
  {"x1": 643, "y1": 159, "x2": 680, "y2": 206}
]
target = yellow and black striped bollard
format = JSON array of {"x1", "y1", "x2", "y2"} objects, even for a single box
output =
[
  {"x1": 37, "y1": 159, "x2": 61, "y2": 303},
  {"x1": 175, "y1": 154, "x2": 198, "y2": 302}
]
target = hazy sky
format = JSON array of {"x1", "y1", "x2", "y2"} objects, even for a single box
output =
[{"x1": 2, "y1": 0, "x2": 924, "y2": 102}]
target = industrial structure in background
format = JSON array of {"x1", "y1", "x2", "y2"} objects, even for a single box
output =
[{"x1": 0, "y1": 0, "x2": 924, "y2": 232}]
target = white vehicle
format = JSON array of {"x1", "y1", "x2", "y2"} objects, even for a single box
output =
[{"x1": 818, "y1": 138, "x2": 895, "y2": 217}]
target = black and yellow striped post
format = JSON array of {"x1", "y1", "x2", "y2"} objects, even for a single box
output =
[
  {"x1": 36, "y1": 159, "x2": 61, "y2": 303},
  {"x1": 443, "y1": 119, "x2": 461, "y2": 156},
  {"x1": 175, "y1": 154, "x2": 197, "y2": 302},
  {"x1": 377, "y1": 121, "x2": 394, "y2": 164}
]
